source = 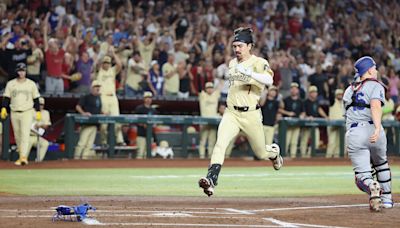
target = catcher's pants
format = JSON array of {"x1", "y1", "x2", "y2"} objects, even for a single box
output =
[
  {"x1": 326, "y1": 126, "x2": 341, "y2": 158},
  {"x1": 74, "y1": 125, "x2": 97, "y2": 159},
  {"x1": 100, "y1": 95, "x2": 124, "y2": 144},
  {"x1": 11, "y1": 109, "x2": 34, "y2": 160},
  {"x1": 211, "y1": 108, "x2": 276, "y2": 165},
  {"x1": 199, "y1": 125, "x2": 217, "y2": 159},
  {"x1": 299, "y1": 127, "x2": 320, "y2": 158},
  {"x1": 285, "y1": 126, "x2": 300, "y2": 158},
  {"x1": 27, "y1": 135, "x2": 49, "y2": 161},
  {"x1": 263, "y1": 125, "x2": 275, "y2": 146},
  {"x1": 347, "y1": 124, "x2": 392, "y2": 204}
]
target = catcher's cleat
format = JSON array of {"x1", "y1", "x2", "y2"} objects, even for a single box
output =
[
  {"x1": 198, "y1": 177, "x2": 214, "y2": 197},
  {"x1": 267, "y1": 143, "x2": 283, "y2": 170},
  {"x1": 382, "y1": 201, "x2": 394, "y2": 209},
  {"x1": 369, "y1": 181, "x2": 382, "y2": 212}
]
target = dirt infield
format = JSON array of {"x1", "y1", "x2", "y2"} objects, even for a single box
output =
[
  {"x1": 0, "y1": 158, "x2": 399, "y2": 227},
  {"x1": 0, "y1": 195, "x2": 399, "y2": 228}
]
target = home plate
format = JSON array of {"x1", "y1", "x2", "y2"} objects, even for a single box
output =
[
  {"x1": 152, "y1": 212, "x2": 193, "y2": 217},
  {"x1": 82, "y1": 218, "x2": 103, "y2": 225}
]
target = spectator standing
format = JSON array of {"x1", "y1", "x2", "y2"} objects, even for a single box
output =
[
  {"x1": 134, "y1": 91, "x2": 157, "y2": 159},
  {"x1": 43, "y1": 13, "x2": 71, "y2": 95},
  {"x1": 147, "y1": 60, "x2": 163, "y2": 96},
  {"x1": 27, "y1": 97, "x2": 50, "y2": 162},
  {"x1": 299, "y1": 86, "x2": 328, "y2": 158},
  {"x1": 260, "y1": 86, "x2": 280, "y2": 146},
  {"x1": 279, "y1": 82, "x2": 305, "y2": 158},
  {"x1": 178, "y1": 62, "x2": 192, "y2": 98},
  {"x1": 326, "y1": 89, "x2": 344, "y2": 158},
  {"x1": 26, "y1": 45, "x2": 44, "y2": 87},
  {"x1": 124, "y1": 51, "x2": 147, "y2": 97},
  {"x1": 73, "y1": 51, "x2": 94, "y2": 94},
  {"x1": 0, "y1": 34, "x2": 36, "y2": 80},
  {"x1": 162, "y1": 54, "x2": 179, "y2": 96},
  {"x1": 387, "y1": 68, "x2": 399, "y2": 104},
  {"x1": 74, "y1": 80, "x2": 102, "y2": 159},
  {"x1": 198, "y1": 82, "x2": 220, "y2": 159},
  {"x1": 1, "y1": 63, "x2": 41, "y2": 165}
]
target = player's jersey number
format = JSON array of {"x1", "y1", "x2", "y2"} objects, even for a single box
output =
[{"x1": 353, "y1": 92, "x2": 366, "y2": 111}]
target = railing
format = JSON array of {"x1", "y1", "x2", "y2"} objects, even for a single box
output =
[
  {"x1": 63, "y1": 114, "x2": 221, "y2": 159},
  {"x1": 278, "y1": 117, "x2": 400, "y2": 157},
  {"x1": 1, "y1": 115, "x2": 399, "y2": 160}
]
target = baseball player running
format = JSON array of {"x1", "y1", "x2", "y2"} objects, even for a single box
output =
[
  {"x1": 198, "y1": 28, "x2": 283, "y2": 197},
  {"x1": 343, "y1": 56, "x2": 393, "y2": 211},
  {"x1": 1, "y1": 63, "x2": 41, "y2": 165}
]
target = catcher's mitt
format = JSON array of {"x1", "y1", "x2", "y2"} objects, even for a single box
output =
[{"x1": 70, "y1": 72, "x2": 82, "y2": 82}]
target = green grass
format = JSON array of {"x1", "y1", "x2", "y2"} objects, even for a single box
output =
[{"x1": 0, "y1": 166, "x2": 399, "y2": 197}]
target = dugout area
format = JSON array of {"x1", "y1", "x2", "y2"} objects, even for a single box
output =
[{"x1": 0, "y1": 158, "x2": 399, "y2": 227}]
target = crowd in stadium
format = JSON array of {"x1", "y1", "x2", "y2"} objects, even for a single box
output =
[
  {"x1": 0, "y1": 0, "x2": 400, "y2": 161},
  {"x1": 0, "y1": 0, "x2": 398, "y2": 100}
]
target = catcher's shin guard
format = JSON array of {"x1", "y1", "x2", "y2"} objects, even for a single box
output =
[{"x1": 372, "y1": 160, "x2": 393, "y2": 207}]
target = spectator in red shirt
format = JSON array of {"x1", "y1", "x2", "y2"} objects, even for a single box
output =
[{"x1": 43, "y1": 12, "x2": 71, "y2": 95}]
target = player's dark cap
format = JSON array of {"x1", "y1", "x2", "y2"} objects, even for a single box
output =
[
  {"x1": 354, "y1": 56, "x2": 376, "y2": 79},
  {"x1": 15, "y1": 63, "x2": 26, "y2": 72},
  {"x1": 233, "y1": 27, "x2": 253, "y2": 44}
]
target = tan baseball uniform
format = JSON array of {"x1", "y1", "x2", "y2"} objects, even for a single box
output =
[
  {"x1": 96, "y1": 66, "x2": 124, "y2": 144},
  {"x1": 199, "y1": 89, "x2": 221, "y2": 159},
  {"x1": 3, "y1": 78, "x2": 40, "y2": 161},
  {"x1": 211, "y1": 55, "x2": 276, "y2": 165},
  {"x1": 162, "y1": 63, "x2": 179, "y2": 95},
  {"x1": 27, "y1": 109, "x2": 50, "y2": 161},
  {"x1": 126, "y1": 58, "x2": 146, "y2": 91},
  {"x1": 326, "y1": 98, "x2": 344, "y2": 158}
]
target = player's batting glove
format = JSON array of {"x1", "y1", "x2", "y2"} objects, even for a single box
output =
[
  {"x1": 0, "y1": 108, "x2": 7, "y2": 119},
  {"x1": 36, "y1": 111, "x2": 42, "y2": 121},
  {"x1": 236, "y1": 64, "x2": 253, "y2": 77}
]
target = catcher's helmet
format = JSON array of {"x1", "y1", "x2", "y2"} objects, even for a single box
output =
[{"x1": 354, "y1": 56, "x2": 376, "y2": 79}]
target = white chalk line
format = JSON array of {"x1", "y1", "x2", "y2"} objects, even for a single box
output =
[
  {"x1": 129, "y1": 172, "x2": 352, "y2": 179},
  {"x1": 87, "y1": 222, "x2": 281, "y2": 227},
  {"x1": 264, "y1": 218, "x2": 348, "y2": 228},
  {"x1": 251, "y1": 204, "x2": 368, "y2": 212}
]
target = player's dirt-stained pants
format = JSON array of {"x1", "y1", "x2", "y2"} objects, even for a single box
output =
[
  {"x1": 300, "y1": 127, "x2": 320, "y2": 158},
  {"x1": 199, "y1": 125, "x2": 217, "y2": 159},
  {"x1": 100, "y1": 95, "x2": 124, "y2": 144},
  {"x1": 285, "y1": 126, "x2": 300, "y2": 158},
  {"x1": 263, "y1": 125, "x2": 275, "y2": 146},
  {"x1": 27, "y1": 135, "x2": 49, "y2": 161},
  {"x1": 347, "y1": 123, "x2": 392, "y2": 204},
  {"x1": 211, "y1": 108, "x2": 276, "y2": 165},
  {"x1": 74, "y1": 125, "x2": 97, "y2": 159},
  {"x1": 326, "y1": 126, "x2": 341, "y2": 158},
  {"x1": 136, "y1": 136, "x2": 147, "y2": 159},
  {"x1": 11, "y1": 109, "x2": 34, "y2": 160}
]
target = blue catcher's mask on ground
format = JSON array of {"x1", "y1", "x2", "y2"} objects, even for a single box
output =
[{"x1": 354, "y1": 56, "x2": 376, "y2": 80}]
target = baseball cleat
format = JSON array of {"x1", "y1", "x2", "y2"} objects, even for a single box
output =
[
  {"x1": 14, "y1": 159, "x2": 22, "y2": 166},
  {"x1": 382, "y1": 201, "x2": 394, "y2": 209},
  {"x1": 198, "y1": 177, "x2": 214, "y2": 197},
  {"x1": 369, "y1": 181, "x2": 382, "y2": 212},
  {"x1": 268, "y1": 143, "x2": 283, "y2": 170}
]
